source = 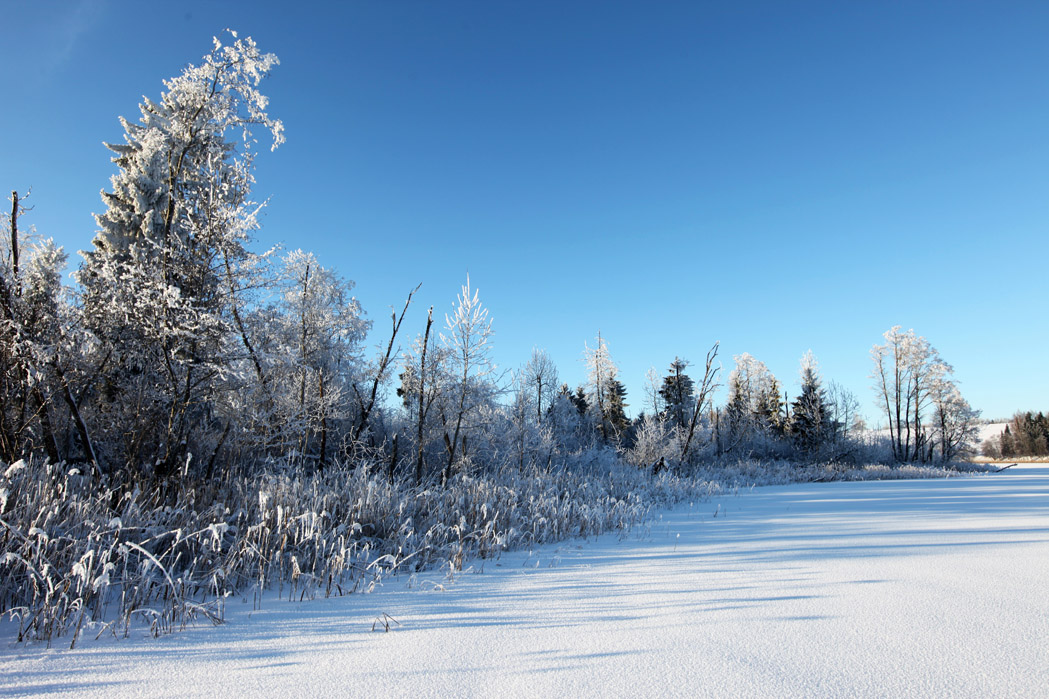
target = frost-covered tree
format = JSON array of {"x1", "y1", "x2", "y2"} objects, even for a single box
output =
[
  {"x1": 826, "y1": 380, "x2": 862, "y2": 451},
  {"x1": 722, "y1": 353, "x2": 778, "y2": 450},
  {"x1": 2, "y1": 194, "x2": 65, "y2": 463},
  {"x1": 790, "y1": 351, "x2": 831, "y2": 455},
  {"x1": 546, "y1": 384, "x2": 593, "y2": 454},
  {"x1": 583, "y1": 332, "x2": 620, "y2": 442},
  {"x1": 754, "y1": 376, "x2": 785, "y2": 436},
  {"x1": 507, "y1": 371, "x2": 545, "y2": 470},
  {"x1": 659, "y1": 357, "x2": 695, "y2": 430},
  {"x1": 398, "y1": 307, "x2": 451, "y2": 483},
  {"x1": 77, "y1": 32, "x2": 283, "y2": 476},
  {"x1": 643, "y1": 366, "x2": 664, "y2": 418},
  {"x1": 254, "y1": 250, "x2": 368, "y2": 466},
  {"x1": 628, "y1": 412, "x2": 681, "y2": 469},
  {"x1": 931, "y1": 380, "x2": 980, "y2": 462},
  {"x1": 678, "y1": 342, "x2": 721, "y2": 462},
  {"x1": 520, "y1": 348, "x2": 558, "y2": 425},
  {"x1": 871, "y1": 327, "x2": 951, "y2": 463},
  {"x1": 1, "y1": 192, "x2": 99, "y2": 468},
  {"x1": 349, "y1": 285, "x2": 418, "y2": 446},
  {"x1": 438, "y1": 277, "x2": 498, "y2": 483}
]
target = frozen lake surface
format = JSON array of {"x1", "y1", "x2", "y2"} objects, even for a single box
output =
[{"x1": 3, "y1": 464, "x2": 1047, "y2": 698}]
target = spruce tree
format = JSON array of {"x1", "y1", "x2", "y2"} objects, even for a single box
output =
[
  {"x1": 659, "y1": 357, "x2": 695, "y2": 430},
  {"x1": 606, "y1": 379, "x2": 630, "y2": 438},
  {"x1": 754, "y1": 377, "x2": 785, "y2": 436},
  {"x1": 791, "y1": 351, "x2": 830, "y2": 455}
]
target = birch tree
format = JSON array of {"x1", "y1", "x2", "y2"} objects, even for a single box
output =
[
  {"x1": 520, "y1": 348, "x2": 559, "y2": 426},
  {"x1": 871, "y1": 327, "x2": 949, "y2": 463}
]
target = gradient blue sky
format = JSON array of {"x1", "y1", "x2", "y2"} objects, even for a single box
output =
[{"x1": 2, "y1": 1, "x2": 1047, "y2": 423}]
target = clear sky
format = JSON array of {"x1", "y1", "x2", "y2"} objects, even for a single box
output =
[{"x1": 2, "y1": 0, "x2": 1047, "y2": 423}]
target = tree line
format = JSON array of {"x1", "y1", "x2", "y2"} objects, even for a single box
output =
[
  {"x1": 982, "y1": 412, "x2": 1049, "y2": 458},
  {"x1": 0, "y1": 33, "x2": 982, "y2": 494}
]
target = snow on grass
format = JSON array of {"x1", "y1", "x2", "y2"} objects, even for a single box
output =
[{"x1": 2, "y1": 464, "x2": 1046, "y2": 697}]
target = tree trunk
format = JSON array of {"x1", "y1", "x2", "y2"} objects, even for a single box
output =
[
  {"x1": 681, "y1": 342, "x2": 719, "y2": 462},
  {"x1": 54, "y1": 360, "x2": 101, "y2": 475},
  {"x1": 9, "y1": 192, "x2": 19, "y2": 281},
  {"x1": 353, "y1": 285, "x2": 418, "y2": 443},
  {"x1": 415, "y1": 307, "x2": 433, "y2": 485},
  {"x1": 318, "y1": 369, "x2": 328, "y2": 469},
  {"x1": 33, "y1": 387, "x2": 61, "y2": 464}
]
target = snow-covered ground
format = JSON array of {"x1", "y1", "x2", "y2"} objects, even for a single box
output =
[
  {"x1": 977, "y1": 422, "x2": 1008, "y2": 445},
  {"x1": 3, "y1": 464, "x2": 1047, "y2": 698}
]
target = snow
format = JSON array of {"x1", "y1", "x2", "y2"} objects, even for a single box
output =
[
  {"x1": 3, "y1": 465, "x2": 1047, "y2": 697},
  {"x1": 977, "y1": 422, "x2": 1008, "y2": 444}
]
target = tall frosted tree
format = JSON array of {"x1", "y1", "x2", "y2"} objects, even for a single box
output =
[
  {"x1": 723, "y1": 353, "x2": 777, "y2": 447},
  {"x1": 77, "y1": 32, "x2": 284, "y2": 476},
  {"x1": 1, "y1": 193, "x2": 91, "y2": 465},
  {"x1": 583, "y1": 332, "x2": 620, "y2": 442},
  {"x1": 790, "y1": 350, "x2": 830, "y2": 454},
  {"x1": 871, "y1": 326, "x2": 951, "y2": 463},
  {"x1": 258, "y1": 250, "x2": 368, "y2": 466},
  {"x1": 931, "y1": 382, "x2": 980, "y2": 462},
  {"x1": 439, "y1": 276, "x2": 497, "y2": 483}
]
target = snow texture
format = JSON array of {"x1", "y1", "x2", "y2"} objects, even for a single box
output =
[{"x1": 2, "y1": 464, "x2": 1047, "y2": 697}]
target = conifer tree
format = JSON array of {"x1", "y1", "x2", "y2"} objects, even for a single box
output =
[
  {"x1": 659, "y1": 357, "x2": 696, "y2": 430},
  {"x1": 606, "y1": 379, "x2": 631, "y2": 438},
  {"x1": 791, "y1": 351, "x2": 831, "y2": 454},
  {"x1": 754, "y1": 376, "x2": 785, "y2": 436},
  {"x1": 571, "y1": 385, "x2": 589, "y2": 416},
  {"x1": 77, "y1": 32, "x2": 284, "y2": 476}
]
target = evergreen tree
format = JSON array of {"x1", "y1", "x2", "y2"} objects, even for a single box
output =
[
  {"x1": 77, "y1": 32, "x2": 284, "y2": 476},
  {"x1": 606, "y1": 379, "x2": 630, "y2": 438},
  {"x1": 547, "y1": 385, "x2": 590, "y2": 453},
  {"x1": 998, "y1": 412, "x2": 1049, "y2": 457},
  {"x1": 723, "y1": 371, "x2": 751, "y2": 440},
  {"x1": 791, "y1": 351, "x2": 831, "y2": 454},
  {"x1": 723, "y1": 353, "x2": 777, "y2": 447},
  {"x1": 659, "y1": 357, "x2": 695, "y2": 430},
  {"x1": 754, "y1": 377, "x2": 785, "y2": 436},
  {"x1": 570, "y1": 385, "x2": 589, "y2": 416}
]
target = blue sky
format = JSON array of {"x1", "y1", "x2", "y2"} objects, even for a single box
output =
[{"x1": 2, "y1": 1, "x2": 1047, "y2": 423}]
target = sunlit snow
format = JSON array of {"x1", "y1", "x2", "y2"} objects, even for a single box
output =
[{"x1": 3, "y1": 465, "x2": 1046, "y2": 698}]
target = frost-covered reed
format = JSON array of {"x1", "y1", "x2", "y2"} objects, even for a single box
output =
[{"x1": 0, "y1": 452, "x2": 721, "y2": 647}]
